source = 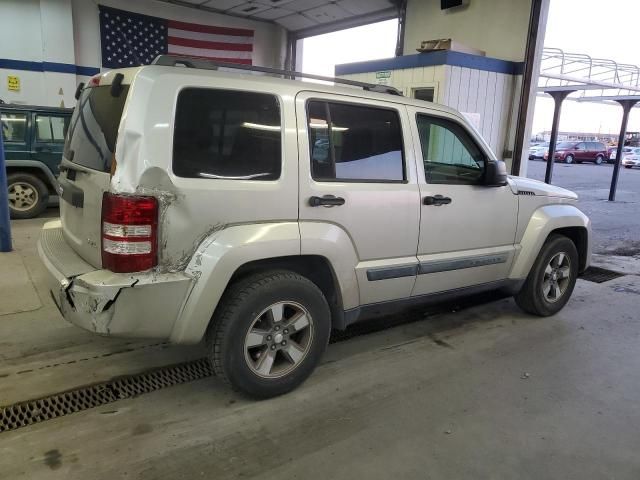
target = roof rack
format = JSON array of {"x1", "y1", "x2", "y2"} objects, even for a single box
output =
[{"x1": 151, "y1": 55, "x2": 403, "y2": 96}]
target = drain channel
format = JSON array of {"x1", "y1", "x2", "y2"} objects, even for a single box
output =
[
  {"x1": 0, "y1": 359, "x2": 213, "y2": 434},
  {"x1": 580, "y1": 266, "x2": 625, "y2": 283}
]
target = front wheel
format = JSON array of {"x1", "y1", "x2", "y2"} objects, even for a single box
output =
[
  {"x1": 515, "y1": 234, "x2": 579, "y2": 316},
  {"x1": 208, "y1": 270, "x2": 331, "y2": 398},
  {"x1": 595, "y1": 155, "x2": 604, "y2": 165},
  {"x1": 564, "y1": 154, "x2": 574, "y2": 164}
]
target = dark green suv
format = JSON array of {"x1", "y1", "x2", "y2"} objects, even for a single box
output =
[{"x1": 1, "y1": 103, "x2": 72, "y2": 218}]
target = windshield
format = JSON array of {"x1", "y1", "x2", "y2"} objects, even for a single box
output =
[
  {"x1": 556, "y1": 142, "x2": 575, "y2": 149},
  {"x1": 64, "y1": 85, "x2": 129, "y2": 172}
]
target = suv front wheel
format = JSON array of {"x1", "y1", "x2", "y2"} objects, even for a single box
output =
[
  {"x1": 515, "y1": 234, "x2": 579, "y2": 316},
  {"x1": 208, "y1": 270, "x2": 331, "y2": 398}
]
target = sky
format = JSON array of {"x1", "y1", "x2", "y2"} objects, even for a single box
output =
[{"x1": 302, "y1": 0, "x2": 640, "y2": 136}]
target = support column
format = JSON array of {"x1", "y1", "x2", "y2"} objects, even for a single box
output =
[
  {"x1": 609, "y1": 99, "x2": 639, "y2": 201},
  {"x1": 544, "y1": 89, "x2": 575, "y2": 184},
  {"x1": 0, "y1": 131, "x2": 12, "y2": 252}
]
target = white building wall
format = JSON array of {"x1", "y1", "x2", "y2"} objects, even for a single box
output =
[
  {"x1": 0, "y1": 0, "x2": 287, "y2": 107},
  {"x1": 403, "y1": 0, "x2": 532, "y2": 62}
]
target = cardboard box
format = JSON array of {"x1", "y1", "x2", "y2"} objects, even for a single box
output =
[{"x1": 417, "y1": 39, "x2": 486, "y2": 57}]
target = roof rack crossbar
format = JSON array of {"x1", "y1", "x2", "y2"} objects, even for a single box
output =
[{"x1": 151, "y1": 55, "x2": 403, "y2": 96}]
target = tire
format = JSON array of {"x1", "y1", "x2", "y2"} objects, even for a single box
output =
[
  {"x1": 564, "y1": 154, "x2": 574, "y2": 164},
  {"x1": 207, "y1": 270, "x2": 331, "y2": 398},
  {"x1": 595, "y1": 155, "x2": 604, "y2": 165},
  {"x1": 515, "y1": 234, "x2": 579, "y2": 317},
  {"x1": 625, "y1": 165, "x2": 632, "y2": 169},
  {"x1": 7, "y1": 173, "x2": 49, "y2": 219}
]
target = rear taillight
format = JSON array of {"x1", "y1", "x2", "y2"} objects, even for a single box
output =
[{"x1": 101, "y1": 193, "x2": 158, "y2": 273}]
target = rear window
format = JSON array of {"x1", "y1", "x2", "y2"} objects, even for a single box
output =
[
  {"x1": 172, "y1": 88, "x2": 281, "y2": 180},
  {"x1": 64, "y1": 85, "x2": 129, "y2": 172},
  {"x1": 1, "y1": 112, "x2": 27, "y2": 143},
  {"x1": 307, "y1": 100, "x2": 404, "y2": 182}
]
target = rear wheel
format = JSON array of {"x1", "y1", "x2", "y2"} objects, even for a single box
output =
[
  {"x1": 564, "y1": 154, "x2": 574, "y2": 164},
  {"x1": 208, "y1": 270, "x2": 331, "y2": 398},
  {"x1": 7, "y1": 173, "x2": 49, "y2": 219},
  {"x1": 595, "y1": 155, "x2": 604, "y2": 165},
  {"x1": 515, "y1": 234, "x2": 579, "y2": 316}
]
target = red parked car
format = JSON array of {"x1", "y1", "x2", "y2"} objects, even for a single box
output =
[{"x1": 544, "y1": 141, "x2": 608, "y2": 164}]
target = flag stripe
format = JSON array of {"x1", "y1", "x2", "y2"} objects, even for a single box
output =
[
  {"x1": 167, "y1": 19, "x2": 254, "y2": 37},
  {"x1": 168, "y1": 36, "x2": 253, "y2": 52},
  {"x1": 168, "y1": 44, "x2": 253, "y2": 60},
  {"x1": 167, "y1": 28, "x2": 253, "y2": 45}
]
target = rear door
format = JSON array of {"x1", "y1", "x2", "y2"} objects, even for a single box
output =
[
  {"x1": 59, "y1": 78, "x2": 130, "y2": 267},
  {"x1": 296, "y1": 92, "x2": 421, "y2": 305},
  {"x1": 31, "y1": 113, "x2": 69, "y2": 176}
]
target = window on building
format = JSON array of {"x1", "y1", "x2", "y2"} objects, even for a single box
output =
[
  {"x1": 412, "y1": 87, "x2": 435, "y2": 103},
  {"x1": 1, "y1": 112, "x2": 27, "y2": 143},
  {"x1": 307, "y1": 100, "x2": 404, "y2": 182},
  {"x1": 416, "y1": 114, "x2": 486, "y2": 185},
  {"x1": 173, "y1": 88, "x2": 282, "y2": 180}
]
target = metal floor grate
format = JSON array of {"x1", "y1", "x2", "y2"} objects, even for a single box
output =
[
  {"x1": 0, "y1": 359, "x2": 213, "y2": 434},
  {"x1": 579, "y1": 266, "x2": 625, "y2": 283}
]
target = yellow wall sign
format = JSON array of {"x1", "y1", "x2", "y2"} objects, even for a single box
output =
[{"x1": 7, "y1": 75, "x2": 20, "y2": 92}]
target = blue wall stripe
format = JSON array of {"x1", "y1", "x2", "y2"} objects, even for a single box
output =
[
  {"x1": 0, "y1": 58, "x2": 100, "y2": 76},
  {"x1": 335, "y1": 51, "x2": 525, "y2": 76}
]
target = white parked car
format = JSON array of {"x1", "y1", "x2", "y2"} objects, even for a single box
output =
[
  {"x1": 38, "y1": 57, "x2": 592, "y2": 397},
  {"x1": 622, "y1": 147, "x2": 640, "y2": 168},
  {"x1": 529, "y1": 142, "x2": 549, "y2": 160}
]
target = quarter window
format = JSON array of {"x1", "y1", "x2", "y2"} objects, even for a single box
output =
[
  {"x1": 173, "y1": 88, "x2": 281, "y2": 180},
  {"x1": 416, "y1": 114, "x2": 486, "y2": 185},
  {"x1": 1, "y1": 112, "x2": 27, "y2": 142},
  {"x1": 307, "y1": 100, "x2": 404, "y2": 182}
]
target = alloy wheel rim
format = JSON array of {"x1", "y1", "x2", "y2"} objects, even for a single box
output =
[
  {"x1": 542, "y1": 252, "x2": 571, "y2": 303},
  {"x1": 8, "y1": 182, "x2": 38, "y2": 211},
  {"x1": 244, "y1": 301, "x2": 314, "y2": 378}
]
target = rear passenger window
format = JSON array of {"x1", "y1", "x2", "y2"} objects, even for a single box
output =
[
  {"x1": 35, "y1": 115, "x2": 68, "y2": 142},
  {"x1": 173, "y1": 88, "x2": 281, "y2": 180},
  {"x1": 307, "y1": 100, "x2": 404, "y2": 182},
  {"x1": 1, "y1": 112, "x2": 27, "y2": 142}
]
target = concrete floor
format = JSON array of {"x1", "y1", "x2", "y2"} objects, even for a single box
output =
[{"x1": 2, "y1": 214, "x2": 640, "y2": 479}]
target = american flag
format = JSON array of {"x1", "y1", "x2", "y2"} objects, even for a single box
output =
[{"x1": 98, "y1": 5, "x2": 253, "y2": 69}]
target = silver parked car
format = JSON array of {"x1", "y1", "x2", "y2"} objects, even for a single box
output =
[{"x1": 38, "y1": 57, "x2": 592, "y2": 398}]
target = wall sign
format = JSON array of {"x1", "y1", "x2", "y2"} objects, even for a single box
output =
[
  {"x1": 7, "y1": 75, "x2": 20, "y2": 92},
  {"x1": 375, "y1": 70, "x2": 392, "y2": 85}
]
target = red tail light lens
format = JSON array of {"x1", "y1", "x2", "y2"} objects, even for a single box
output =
[{"x1": 101, "y1": 193, "x2": 158, "y2": 273}]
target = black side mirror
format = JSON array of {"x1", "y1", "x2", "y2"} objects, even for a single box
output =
[{"x1": 484, "y1": 160, "x2": 508, "y2": 186}]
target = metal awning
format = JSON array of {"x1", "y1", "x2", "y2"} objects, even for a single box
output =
[
  {"x1": 535, "y1": 48, "x2": 640, "y2": 200},
  {"x1": 161, "y1": 0, "x2": 399, "y2": 38}
]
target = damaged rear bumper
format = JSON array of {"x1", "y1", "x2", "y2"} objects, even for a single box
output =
[{"x1": 37, "y1": 221, "x2": 193, "y2": 339}]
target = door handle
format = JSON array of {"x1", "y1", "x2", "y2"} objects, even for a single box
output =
[
  {"x1": 309, "y1": 195, "x2": 346, "y2": 207},
  {"x1": 423, "y1": 195, "x2": 452, "y2": 206}
]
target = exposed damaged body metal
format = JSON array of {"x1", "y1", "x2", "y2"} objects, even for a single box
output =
[{"x1": 39, "y1": 220, "x2": 194, "y2": 338}]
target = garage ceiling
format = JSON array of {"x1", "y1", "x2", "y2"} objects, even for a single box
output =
[{"x1": 167, "y1": 0, "x2": 398, "y2": 36}]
